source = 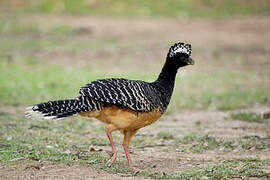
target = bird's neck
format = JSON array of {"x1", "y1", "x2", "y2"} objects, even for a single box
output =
[
  {"x1": 152, "y1": 58, "x2": 178, "y2": 110},
  {"x1": 156, "y1": 60, "x2": 177, "y2": 87}
]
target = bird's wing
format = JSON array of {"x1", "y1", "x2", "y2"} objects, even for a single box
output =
[{"x1": 79, "y1": 78, "x2": 160, "y2": 111}]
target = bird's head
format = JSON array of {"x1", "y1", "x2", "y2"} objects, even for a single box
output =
[{"x1": 167, "y1": 42, "x2": 194, "y2": 68}]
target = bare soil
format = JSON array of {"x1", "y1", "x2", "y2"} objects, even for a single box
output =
[{"x1": 1, "y1": 15, "x2": 270, "y2": 179}]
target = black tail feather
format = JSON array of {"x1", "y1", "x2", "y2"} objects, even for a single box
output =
[{"x1": 25, "y1": 96, "x2": 97, "y2": 119}]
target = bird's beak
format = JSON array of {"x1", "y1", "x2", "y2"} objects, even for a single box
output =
[{"x1": 187, "y1": 57, "x2": 195, "y2": 65}]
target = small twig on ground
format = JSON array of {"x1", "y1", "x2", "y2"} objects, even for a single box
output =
[
  {"x1": 243, "y1": 135, "x2": 270, "y2": 140},
  {"x1": 28, "y1": 125, "x2": 49, "y2": 130},
  {"x1": 10, "y1": 157, "x2": 27, "y2": 161},
  {"x1": 10, "y1": 157, "x2": 39, "y2": 162}
]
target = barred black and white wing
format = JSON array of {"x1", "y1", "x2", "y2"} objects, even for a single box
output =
[{"x1": 79, "y1": 78, "x2": 161, "y2": 112}]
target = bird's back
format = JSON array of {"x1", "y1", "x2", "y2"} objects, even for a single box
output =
[{"x1": 80, "y1": 78, "x2": 163, "y2": 112}]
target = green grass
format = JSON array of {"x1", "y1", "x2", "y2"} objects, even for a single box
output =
[
  {"x1": 157, "y1": 131, "x2": 174, "y2": 140},
  {"x1": 176, "y1": 134, "x2": 221, "y2": 153},
  {"x1": 175, "y1": 134, "x2": 270, "y2": 153},
  {"x1": 9, "y1": 0, "x2": 270, "y2": 18},
  {"x1": 231, "y1": 112, "x2": 270, "y2": 123},
  {"x1": 0, "y1": 60, "x2": 92, "y2": 105},
  {"x1": 172, "y1": 71, "x2": 270, "y2": 110},
  {"x1": 138, "y1": 158, "x2": 270, "y2": 179},
  {"x1": 49, "y1": 24, "x2": 74, "y2": 36},
  {"x1": 178, "y1": 159, "x2": 270, "y2": 179},
  {"x1": 0, "y1": 20, "x2": 40, "y2": 35},
  {"x1": 240, "y1": 136, "x2": 270, "y2": 150}
]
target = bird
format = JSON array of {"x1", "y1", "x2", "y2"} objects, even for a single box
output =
[{"x1": 25, "y1": 42, "x2": 194, "y2": 171}]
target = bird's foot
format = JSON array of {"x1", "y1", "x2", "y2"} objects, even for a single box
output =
[
  {"x1": 127, "y1": 161, "x2": 140, "y2": 174},
  {"x1": 106, "y1": 150, "x2": 117, "y2": 167},
  {"x1": 105, "y1": 150, "x2": 114, "y2": 160},
  {"x1": 131, "y1": 167, "x2": 140, "y2": 174}
]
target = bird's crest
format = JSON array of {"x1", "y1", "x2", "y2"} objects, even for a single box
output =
[{"x1": 169, "y1": 42, "x2": 192, "y2": 58}]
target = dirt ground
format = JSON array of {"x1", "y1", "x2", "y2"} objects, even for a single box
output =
[
  {"x1": 1, "y1": 15, "x2": 270, "y2": 179},
  {"x1": 1, "y1": 107, "x2": 270, "y2": 179}
]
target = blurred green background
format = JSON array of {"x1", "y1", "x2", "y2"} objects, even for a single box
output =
[
  {"x1": 1, "y1": 0, "x2": 270, "y2": 17},
  {"x1": 0, "y1": 0, "x2": 270, "y2": 111}
]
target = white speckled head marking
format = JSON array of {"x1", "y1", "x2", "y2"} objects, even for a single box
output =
[{"x1": 169, "y1": 42, "x2": 192, "y2": 58}]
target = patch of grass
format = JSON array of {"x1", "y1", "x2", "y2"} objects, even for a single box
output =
[
  {"x1": 0, "y1": 20, "x2": 40, "y2": 35},
  {"x1": 238, "y1": 157, "x2": 261, "y2": 163},
  {"x1": 195, "y1": 120, "x2": 201, "y2": 126},
  {"x1": 175, "y1": 134, "x2": 269, "y2": 153},
  {"x1": 138, "y1": 158, "x2": 270, "y2": 179},
  {"x1": 171, "y1": 71, "x2": 270, "y2": 110},
  {"x1": 11, "y1": 0, "x2": 270, "y2": 18},
  {"x1": 132, "y1": 136, "x2": 156, "y2": 147},
  {"x1": 240, "y1": 136, "x2": 270, "y2": 150},
  {"x1": 0, "y1": 111, "x2": 101, "y2": 163},
  {"x1": 0, "y1": 138, "x2": 78, "y2": 163},
  {"x1": 177, "y1": 134, "x2": 220, "y2": 153},
  {"x1": 231, "y1": 112, "x2": 270, "y2": 123},
  {"x1": 101, "y1": 163, "x2": 131, "y2": 174},
  {"x1": 0, "y1": 60, "x2": 135, "y2": 106},
  {"x1": 180, "y1": 160, "x2": 269, "y2": 179},
  {"x1": 157, "y1": 131, "x2": 174, "y2": 140},
  {"x1": 49, "y1": 24, "x2": 74, "y2": 36}
]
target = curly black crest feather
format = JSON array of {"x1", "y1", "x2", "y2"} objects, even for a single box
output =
[{"x1": 169, "y1": 42, "x2": 192, "y2": 58}]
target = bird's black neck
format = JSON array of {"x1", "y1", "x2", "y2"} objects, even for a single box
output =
[{"x1": 152, "y1": 58, "x2": 178, "y2": 111}]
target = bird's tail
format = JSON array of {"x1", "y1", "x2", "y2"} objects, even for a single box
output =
[{"x1": 25, "y1": 96, "x2": 102, "y2": 120}]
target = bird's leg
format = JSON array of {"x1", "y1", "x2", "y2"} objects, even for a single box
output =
[
  {"x1": 123, "y1": 130, "x2": 139, "y2": 172},
  {"x1": 105, "y1": 124, "x2": 117, "y2": 167},
  {"x1": 123, "y1": 143, "x2": 132, "y2": 166}
]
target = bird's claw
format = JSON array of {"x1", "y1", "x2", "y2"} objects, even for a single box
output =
[
  {"x1": 105, "y1": 150, "x2": 117, "y2": 166},
  {"x1": 131, "y1": 167, "x2": 140, "y2": 175},
  {"x1": 105, "y1": 150, "x2": 114, "y2": 160}
]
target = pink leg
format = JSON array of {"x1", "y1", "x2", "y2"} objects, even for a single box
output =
[
  {"x1": 123, "y1": 144, "x2": 132, "y2": 166},
  {"x1": 105, "y1": 125, "x2": 117, "y2": 166},
  {"x1": 123, "y1": 130, "x2": 140, "y2": 172}
]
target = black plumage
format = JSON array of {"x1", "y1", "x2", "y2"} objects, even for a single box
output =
[{"x1": 80, "y1": 78, "x2": 161, "y2": 112}]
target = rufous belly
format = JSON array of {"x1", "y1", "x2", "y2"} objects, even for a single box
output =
[{"x1": 79, "y1": 105, "x2": 162, "y2": 131}]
